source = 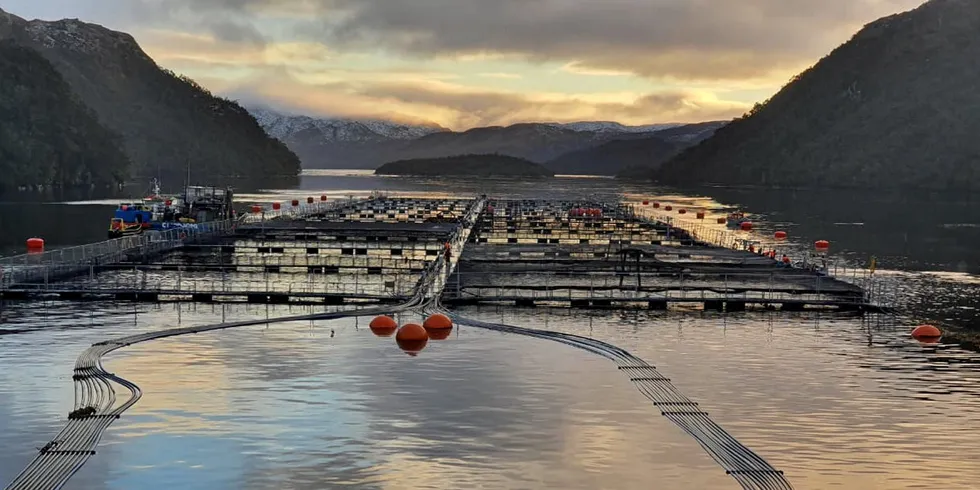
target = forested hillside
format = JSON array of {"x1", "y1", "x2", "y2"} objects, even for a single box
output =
[{"x1": 0, "y1": 40, "x2": 128, "y2": 189}]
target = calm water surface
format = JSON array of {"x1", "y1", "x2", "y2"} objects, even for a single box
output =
[
  {"x1": 3, "y1": 173, "x2": 980, "y2": 489},
  {"x1": 2, "y1": 303, "x2": 979, "y2": 489}
]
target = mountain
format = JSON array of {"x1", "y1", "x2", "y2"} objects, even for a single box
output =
[
  {"x1": 545, "y1": 121, "x2": 728, "y2": 175},
  {"x1": 643, "y1": 0, "x2": 980, "y2": 190},
  {"x1": 0, "y1": 9, "x2": 300, "y2": 185},
  {"x1": 376, "y1": 154, "x2": 554, "y2": 177},
  {"x1": 650, "y1": 121, "x2": 729, "y2": 144},
  {"x1": 246, "y1": 106, "x2": 447, "y2": 170},
  {"x1": 249, "y1": 106, "x2": 448, "y2": 142},
  {"x1": 0, "y1": 40, "x2": 129, "y2": 189},
  {"x1": 247, "y1": 106, "x2": 709, "y2": 170},
  {"x1": 394, "y1": 123, "x2": 651, "y2": 164},
  {"x1": 546, "y1": 121, "x2": 682, "y2": 134},
  {"x1": 546, "y1": 136, "x2": 683, "y2": 176}
]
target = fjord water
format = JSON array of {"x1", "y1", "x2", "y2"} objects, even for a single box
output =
[{"x1": 2, "y1": 172, "x2": 980, "y2": 489}]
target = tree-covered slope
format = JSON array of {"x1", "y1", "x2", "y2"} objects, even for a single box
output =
[
  {"x1": 0, "y1": 8, "x2": 300, "y2": 184},
  {"x1": 0, "y1": 40, "x2": 129, "y2": 189},
  {"x1": 650, "y1": 0, "x2": 980, "y2": 190}
]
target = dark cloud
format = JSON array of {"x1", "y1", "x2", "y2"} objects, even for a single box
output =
[
  {"x1": 7, "y1": 0, "x2": 924, "y2": 80},
  {"x1": 203, "y1": 19, "x2": 266, "y2": 47},
  {"x1": 265, "y1": 0, "x2": 922, "y2": 80}
]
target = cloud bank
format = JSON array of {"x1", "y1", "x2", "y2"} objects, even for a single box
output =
[{"x1": 2, "y1": 0, "x2": 924, "y2": 128}]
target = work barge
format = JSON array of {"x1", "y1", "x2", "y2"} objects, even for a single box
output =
[{"x1": 0, "y1": 195, "x2": 882, "y2": 313}]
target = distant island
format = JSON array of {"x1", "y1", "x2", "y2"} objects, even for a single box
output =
[{"x1": 375, "y1": 154, "x2": 555, "y2": 177}]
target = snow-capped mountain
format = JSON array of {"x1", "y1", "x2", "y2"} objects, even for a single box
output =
[
  {"x1": 248, "y1": 106, "x2": 447, "y2": 143},
  {"x1": 246, "y1": 105, "x2": 726, "y2": 171},
  {"x1": 547, "y1": 121, "x2": 684, "y2": 134}
]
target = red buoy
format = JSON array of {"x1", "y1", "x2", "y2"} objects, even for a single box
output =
[
  {"x1": 911, "y1": 325, "x2": 942, "y2": 343},
  {"x1": 740, "y1": 221, "x2": 754, "y2": 231},
  {"x1": 665, "y1": 205, "x2": 673, "y2": 211},
  {"x1": 653, "y1": 203, "x2": 661, "y2": 209},
  {"x1": 396, "y1": 323, "x2": 429, "y2": 356},
  {"x1": 423, "y1": 313, "x2": 453, "y2": 330},
  {"x1": 26, "y1": 238, "x2": 44, "y2": 253},
  {"x1": 678, "y1": 209, "x2": 687, "y2": 215},
  {"x1": 717, "y1": 218, "x2": 726, "y2": 224},
  {"x1": 272, "y1": 202, "x2": 281, "y2": 210},
  {"x1": 320, "y1": 195, "x2": 327, "y2": 201},
  {"x1": 642, "y1": 201, "x2": 650, "y2": 206},
  {"x1": 165, "y1": 200, "x2": 173, "y2": 206},
  {"x1": 291, "y1": 199, "x2": 300, "y2": 207},
  {"x1": 369, "y1": 315, "x2": 398, "y2": 337},
  {"x1": 251, "y1": 205, "x2": 262, "y2": 213},
  {"x1": 696, "y1": 212, "x2": 706, "y2": 220},
  {"x1": 307, "y1": 197, "x2": 314, "y2": 204},
  {"x1": 774, "y1": 231, "x2": 788, "y2": 240},
  {"x1": 815, "y1": 240, "x2": 830, "y2": 251}
]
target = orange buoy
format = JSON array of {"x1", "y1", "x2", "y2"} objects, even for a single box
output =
[
  {"x1": 320, "y1": 195, "x2": 327, "y2": 201},
  {"x1": 696, "y1": 212, "x2": 705, "y2": 220},
  {"x1": 678, "y1": 209, "x2": 687, "y2": 215},
  {"x1": 369, "y1": 316, "x2": 398, "y2": 337},
  {"x1": 774, "y1": 231, "x2": 788, "y2": 240},
  {"x1": 423, "y1": 313, "x2": 453, "y2": 330},
  {"x1": 370, "y1": 315, "x2": 398, "y2": 328},
  {"x1": 911, "y1": 325, "x2": 942, "y2": 342},
  {"x1": 251, "y1": 205, "x2": 262, "y2": 213},
  {"x1": 717, "y1": 217, "x2": 726, "y2": 224},
  {"x1": 272, "y1": 202, "x2": 281, "y2": 210},
  {"x1": 815, "y1": 240, "x2": 830, "y2": 251},
  {"x1": 291, "y1": 199, "x2": 300, "y2": 207},
  {"x1": 740, "y1": 221, "x2": 753, "y2": 231},
  {"x1": 26, "y1": 238, "x2": 44, "y2": 253},
  {"x1": 397, "y1": 323, "x2": 428, "y2": 341},
  {"x1": 665, "y1": 205, "x2": 673, "y2": 211},
  {"x1": 396, "y1": 323, "x2": 429, "y2": 355}
]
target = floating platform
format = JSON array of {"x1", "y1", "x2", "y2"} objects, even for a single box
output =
[{"x1": 0, "y1": 196, "x2": 884, "y2": 312}]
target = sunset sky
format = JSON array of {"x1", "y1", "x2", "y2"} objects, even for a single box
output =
[{"x1": 6, "y1": 0, "x2": 923, "y2": 129}]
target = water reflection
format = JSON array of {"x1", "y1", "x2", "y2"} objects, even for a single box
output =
[
  {"x1": 480, "y1": 306, "x2": 980, "y2": 490},
  {"x1": 3, "y1": 176, "x2": 980, "y2": 489},
  {"x1": 0, "y1": 307, "x2": 733, "y2": 490}
]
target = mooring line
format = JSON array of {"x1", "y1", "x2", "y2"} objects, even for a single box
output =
[
  {"x1": 8, "y1": 196, "x2": 790, "y2": 490},
  {"x1": 3, "y1": 197, "x2": 488, "y2": 490},
  {"x1": 432, "y1": 303, "x2": 792, "y2": 490}
]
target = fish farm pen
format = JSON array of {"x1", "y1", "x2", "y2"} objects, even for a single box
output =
[
  {"x1": 445, "y1": 199, "x2": 880, "y2": 312},
  {"x1": 5, "y1": 193, "x2": 876, "y2": 490},
  {"x1": 0, "y1": 196, "x2": 886, "y2": 312}
]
